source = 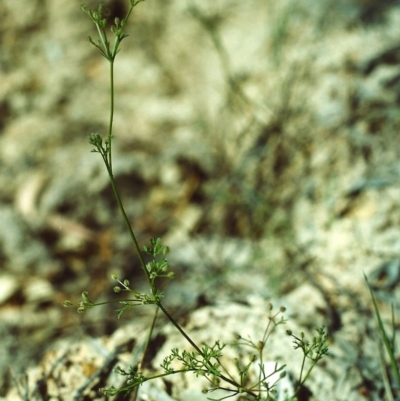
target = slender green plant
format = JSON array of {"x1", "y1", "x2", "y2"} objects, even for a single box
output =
[
  {"x1": 285, "y1": 327, "x2": 329, "y2": 398},
  {"x1": 365, "y1": 275, "x2": 400, "y2": 401},
  {"x1": 64, "y1": 2, "x2": 329, "y2": 400}
]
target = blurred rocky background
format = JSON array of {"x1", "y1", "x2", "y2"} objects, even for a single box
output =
[{"x1": 1, "y1": 0, "x2": 400, "y2": 399}]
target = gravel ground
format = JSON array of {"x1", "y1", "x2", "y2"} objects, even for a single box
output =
[{"x1": 1, "y1": 0, "x2": 400, "y2": 400}]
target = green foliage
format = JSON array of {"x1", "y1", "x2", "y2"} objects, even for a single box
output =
[
  {"x1": 143, "y1": 237, "x2": 175, "y2": 284},
  {"x1": 81, "y1": 1, "x2": 145, "y2": 61},
  {"x1": 286, "y1": 327, "x2": 329, "y2": 397},
  {"x1": 64, "y1": 1, "x2": 330, "y2": 400}
]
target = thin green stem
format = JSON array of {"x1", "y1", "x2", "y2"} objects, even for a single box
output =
[
  {"x1": 299, "y1": 362, "x2": 313, "y2": 388},
  {"x1": 156, "y1": 302, "x2": 203, "y2": 355},
  {"x1": 258, "y1": 349, "x2": 263, "y2": 394},
  {"x1": 108, "y1": 60, "x2": 114, "y2": 170},
  {"x1": 96, "y1": 24, "x2": 109, "y2": 57},
  {"x1": 97, "y1": 48, "x2": 150, "y2": 285},
  {"x1": 298, "y1": 354, "x2": 306, "y2": 387},
  {"x1": 139, "y1": 307, "x2": 159, "y2": 372},
  {"x1": 156, "y1": 302, "x2": 255, "y2": 396},
  {"x1": 130, "y1": 307, "x2": 160, "y2": 401},
  {"x1": 107, "y1": 170, "x2": 150, "y2": 282}
]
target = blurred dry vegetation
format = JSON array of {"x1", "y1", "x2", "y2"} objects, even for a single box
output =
[{"x1": 1, "y1": 0, "x2": 400, "y2": 398}]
